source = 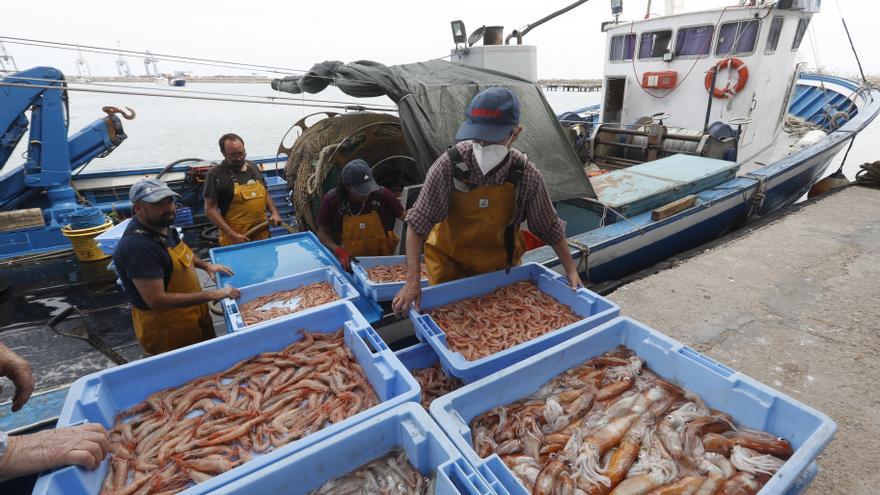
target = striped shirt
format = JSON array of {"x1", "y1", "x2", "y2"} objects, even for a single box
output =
[{"x1": 405, "y1": 141, "x2": 566, "y2": 244}]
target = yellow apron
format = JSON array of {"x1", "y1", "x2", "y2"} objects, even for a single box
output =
[
  {"x1": 341, "y1": 210, "x2": 399, "y2": 257},
  {"x1": 424, "y1": 182, "x2": 525, "y2": 285},
  {"x1": 131, "y1": 240, "x2": 214, "y2": 355},
  {"x1": 218, "y1": 179, "x2": 270, "y2": 246}
]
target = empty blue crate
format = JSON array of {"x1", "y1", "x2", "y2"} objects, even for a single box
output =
[
  {"x1": 222, "y1": 266, "x2": 359, "y2": 333},
  {"x1": 352, "y1": 254, "x2": 428, "y2": 302},
  {"x1": 429, "y1": 317, "x2": 836, "y2": 495},
  {"x1": 32, "y1": 301, "x2": 419, "y2": 495},
  {"x1": 410, "y1": 262, "x2": 618, "y2": 383},
  {"x1": 211, "y1": 403, "x2": 497, "y2": 494}
]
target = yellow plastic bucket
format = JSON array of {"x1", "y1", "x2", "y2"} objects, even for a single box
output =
[{"x1": 61, "y1": 217, "x2": 114, "y2": 262}]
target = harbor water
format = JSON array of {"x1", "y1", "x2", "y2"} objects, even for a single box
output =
[{"x1": 8, "y1": 81, "x2": 875, "y2": 180}]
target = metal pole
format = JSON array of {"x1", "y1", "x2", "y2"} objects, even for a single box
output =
[
  {"x1": 505, "y1": 0, "x2": 591, "y2": 45},
  {"x1": 840, "y1": 18, "x2": 867, "y2": 85},
  {"x1": 703, "y1": 66, "x2": 719, "y2": 132}
]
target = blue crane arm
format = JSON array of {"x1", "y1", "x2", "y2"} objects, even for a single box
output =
[{"x1": 0, "y1": 67, "x2": 130, "y2": 210}]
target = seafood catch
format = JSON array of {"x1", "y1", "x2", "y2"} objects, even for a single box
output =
[
  {"x1": 240, "y1": 281, "x2": 339, "y2": 326},
  {"x1": 366, "y1": 262, "x2": 429, "y2": 283},
  {"x1": 101, "y1": 330, "x2": 378, "y2": 494},
  {"x1": 428, "y1": 281, "x2": 580, "y2": 361},
  {"x1": 469, "y1": 346, "x2": 793, "y2": 495},
  {"x1": 310, "y1": 450, "x2": 431, "y2": 494},
  {"x1": 411, "y1": 363, "x2": 462, "y2": 410}
]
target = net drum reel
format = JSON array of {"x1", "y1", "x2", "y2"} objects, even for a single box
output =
[{"x1": 589, "y1": 113, "x2": 740, "y2": 167}]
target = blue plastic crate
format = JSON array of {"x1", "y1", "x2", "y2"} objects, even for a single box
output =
[
  {"x1": 395, "y1": 342, "x2": 440, "y2": 371},
  {"x1": 429, "y1": 317, "x2": 836, "y2": 495},
  {"x1": 222, "y1": 266, "x2": 359, "y2": 333},
  {"x1": 211, "y1": 403, "x2": 498, "y2": 495},
  {"x1": 410, "y1": 262, "x2": 619, "y2": 383},
  {"x1": 351, "y1": 254, "x2": 428, "y2": 302},
  {"x1": 209, "y1": 231, "x2": 383, "y2": 323},
  {"x1": 32, "y1": 301, "x2": 419, "y2": 495}
]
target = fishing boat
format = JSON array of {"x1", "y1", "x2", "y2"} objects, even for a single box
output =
[
  {"x1": 0, "y1": 2, "x2": 877, "y2": 488},
  {"x1": 168, "y1": 70, "x2": 186, "y2": 87}
]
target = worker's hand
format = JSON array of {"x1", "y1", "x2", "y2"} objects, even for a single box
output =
[
  {"x1": 204, "y1": 263, "x2": 234, "y2": 278},
  {"x1": 269, "y1": 213, "x2": 283, "y2": 227},
  {"x1": 392, "y1": 279, "x2": 422, "y2": 314},
  {"x1": 334, "y1": 246, "x2": 353, "y2": 271},
  {"x1": 0, "y1": 423, "x2": 110, "y2": 478},
  {"x1": 229, "y1": 232, "x2": 249, "y2": 244},
  {"x1": 215, "y1": 286, "x2": 241, "y2": 300},
  {"x1": 0, "y1": 343, "x2": 34, "y2": 412},
  {"x1": 565, "y1": 266, "x2": 583, "y2": 291}
]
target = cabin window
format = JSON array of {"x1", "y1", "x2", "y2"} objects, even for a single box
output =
[
  {"x1": 675, "y1": 25, "x2": 714, "y2": 56},
  {"x1": 765, "y1": 16, "x2": 784, "y2": 53},
  {"x1": 609, "y1": 34, "x2": 636, "y2": 61},
  {"x1": 716, "y1": 20, "x2": 759, "y2": 56},
  {"x1": 792, "y1": 17, "x2": 810, "y2": 50},
  {"x1": 639, "y1": 30, "x2": 673, "y2": 59}
]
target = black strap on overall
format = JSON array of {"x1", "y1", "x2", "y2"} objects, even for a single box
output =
[{"x1": 446, "y1": 146, "x2": 524, "y2": 273}]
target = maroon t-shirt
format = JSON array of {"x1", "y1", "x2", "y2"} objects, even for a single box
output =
[{"x1": 317, "y1": 187, "x2": 403, "y2": 239}]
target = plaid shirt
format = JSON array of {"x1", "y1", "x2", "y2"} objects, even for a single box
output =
[{"x1": 406, "y1": 141, "x2": 566, "y2": 244}]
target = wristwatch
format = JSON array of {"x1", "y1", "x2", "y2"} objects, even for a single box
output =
[{"x1": 0, "y1": 430, "x2": 8, "y2": 458}]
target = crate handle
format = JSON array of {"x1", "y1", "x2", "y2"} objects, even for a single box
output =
[
  {"x1": 444, "y1": 459, "x2": 491, "y2": 495},
  {"x1": 481, "y1": 456, "x2": 524, "y2": 495},
  {"x1": 678, "y1": 346, "x2": 734, "y2": 378},
  {"x1": 361, "y1": 326, "x2": 388, "y2": 354}
]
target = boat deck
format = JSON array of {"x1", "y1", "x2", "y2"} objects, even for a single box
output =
[{"x1": 606, "y1": 185, "x2": 880, "y2": 495}]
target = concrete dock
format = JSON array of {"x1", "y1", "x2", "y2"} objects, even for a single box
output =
[{"x1": 608, "y1": 185, "x2": 880, "y2": 494}]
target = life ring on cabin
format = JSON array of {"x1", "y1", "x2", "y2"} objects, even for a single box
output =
[{"x1": 705, "y1": 57, "x2": 748, "y2": 99}]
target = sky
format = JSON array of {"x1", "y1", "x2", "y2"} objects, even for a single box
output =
[{"x1": 1, "y1": 0, "x2": 877, "y2": 80}]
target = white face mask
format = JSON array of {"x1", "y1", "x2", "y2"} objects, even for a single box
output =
[{"x1": 472, "y1": 137, "x2": 512, "y2": 175}]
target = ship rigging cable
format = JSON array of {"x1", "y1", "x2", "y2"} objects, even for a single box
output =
[
  {"x1": 0, "y1": 81, "x2": 397, "y2": 112},
  {"x1": 1, "y1": 74, "x2": 397, "y2": 111}
]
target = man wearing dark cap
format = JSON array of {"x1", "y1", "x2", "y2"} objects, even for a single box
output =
[
  {"x1": 316, "y1": 159, "x2": 404, "y2": 269},
  {"x1": 114, "y1": 179, "x2": 240, "y2": 355},
  {"x1": 392, "y1": 87, "x2": 581, "y2": 312}
]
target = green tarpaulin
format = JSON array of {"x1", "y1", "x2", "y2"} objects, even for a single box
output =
[{"x1": 272, "y1": 59, "x2": 595, "y2": 201}]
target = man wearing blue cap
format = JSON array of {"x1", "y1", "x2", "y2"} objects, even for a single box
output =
[
  {"x1": 114, "y1": 179, "x2": 239, "y2": 355},
  {"x1": 392, "y1": 87, "x2": 581, "y2": 312},
  {"x1": 316, "y1": 159, "x2": 405, "y2": 269}
]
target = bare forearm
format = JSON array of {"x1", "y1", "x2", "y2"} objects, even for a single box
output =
[
  {"x1": 266, "y1": 198, "x2": 280, "y2": 217},
  {"x1": 551, "y1": 237, "x2": 579, "y2": 277},
  {"x1": 317, "y1": 227, "x2": 342, "y2": 252},
  {"x1": 405, "y1": 230, "x2": 426, "y2": 282},
  {"x1": 149, "y1": 289, "x2": 223, "y2": 310},
  {"x1": 205, "y1": 205, "x2": 235, "y2": 236}
]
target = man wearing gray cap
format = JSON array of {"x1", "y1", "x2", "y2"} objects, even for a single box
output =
[{"x1": 113, "y1": 179, "x2": 239, "y2": 355}]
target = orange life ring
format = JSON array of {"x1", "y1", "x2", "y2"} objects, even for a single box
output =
[{"x1": 705, "y1": 57, "x2": 749, "y2": 98}]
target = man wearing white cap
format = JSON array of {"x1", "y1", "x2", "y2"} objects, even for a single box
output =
[{"x1": 114, "y1": 179, "x2": 239, "y2": 355}]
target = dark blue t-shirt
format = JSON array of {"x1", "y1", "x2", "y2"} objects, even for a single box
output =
[{"x1": 113, "y1": 218, "x2": 182, "y2": 310}]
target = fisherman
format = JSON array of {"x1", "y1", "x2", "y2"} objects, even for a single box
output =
[
  {"x1": 114, "y1": 179, "x2": 240, "y2": 355},
  {"x1": 316, "y1": 159, "x2": 405, "y2": 270},
  {"x1": 0, "y1": 342, "x2": 110, "y2": 478},
  {"x1": 392, "y1": 87, "x2": 581, "y2": 313},
  {"x1": 204, "y1": 133, "x2": 282, "y2": 245}
]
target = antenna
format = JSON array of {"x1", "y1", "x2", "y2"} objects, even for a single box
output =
[
  {"x1": 74, "y1": 44, "x2": 92, "y2": 81},
  {"x1": 0, "y1": 41, "x2": 19, "y2": 73},
  {"x1": 115, "y1": 41, "x2": 132, "y2": 77},
  {"x1": 144, "y1": 49, "x2": 159, "y2": 76}
]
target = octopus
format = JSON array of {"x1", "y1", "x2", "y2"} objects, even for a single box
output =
[
  {"x1": 365, "y1": 263, "x2": 429, "y2": 283},
  {"x1": 100, "y1": 329, "x2": 378, "y2": 494},
  {"x1": 428, "y1": 281, "x2": 581, "y2": 361},
  {"x1": 239, "y1": 281, "x2": 339, "y2": 326},
  {"x1": 469, "y1": 346, "x2": 794, "y2": 495}
]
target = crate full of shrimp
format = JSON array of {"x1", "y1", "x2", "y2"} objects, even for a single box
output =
[
  {"x1": 351, "y1": 254, "x2": 430, "y2": 302},
  {"x1": 222, "y1": 266, "x2": 359, "y2": 332},
  {"x1": 208, "y1": 403, "x2": 500, "y2": 494},
  {"x1": 410, "y1": 262, "x2": 619, "y2": 383},
  {"x1": 395, "y1": 342, "x2": 464, "y2": 411},
  {"x1": 32, "y1": 301, "x2": 420, "y2": 495},
  {"x1": 429, "y1": 317, "x2": 836, "y2": 495}
]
